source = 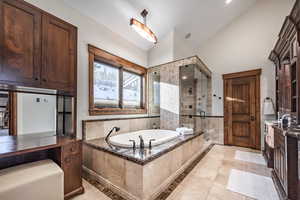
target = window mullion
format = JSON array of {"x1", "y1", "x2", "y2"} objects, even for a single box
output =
[
  {"x1": 140, "y1": 75, "x2": 144, "y2": 109},
  {"x1": 119, "y1": 67, "x2": 123, "y2": 109}
]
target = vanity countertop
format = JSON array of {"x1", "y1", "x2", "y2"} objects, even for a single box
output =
[
  {"x1": 84, "y1": 132, "x2": 205, "y2": 165},
  {"x1": 0, "y1": 132, "x2": 78, "y2": 158}
]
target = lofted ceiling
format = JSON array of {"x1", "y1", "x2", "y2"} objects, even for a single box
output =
[{"x1": 64, "y1": 0, "x2": 257, "y2": 50}]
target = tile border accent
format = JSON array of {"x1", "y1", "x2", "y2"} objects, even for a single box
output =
[
  {"x1": 83, "y1": 144, "x2": 214, "y2": 200},
  {"x1": 82, "y1": 115, "x2": 160, "y2": 123}
]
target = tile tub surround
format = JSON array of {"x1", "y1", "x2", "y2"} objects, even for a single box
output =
[
  {"x1": 83, "y1": 133, "x2": 212, "y2": 200},
  {"x1": 82, "y1": 116, "x2": 160, "y2": 140},
  {"x1": 83, "y1": 131, "x2": 204, "y2": 165}
]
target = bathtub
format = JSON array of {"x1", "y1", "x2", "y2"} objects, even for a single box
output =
[{"x1": 108, "y1": 129, "x2": 180, "y2": 148}]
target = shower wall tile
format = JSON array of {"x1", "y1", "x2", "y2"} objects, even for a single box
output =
[{"x1": 207, "y1": 117, "x2": 224, "y2": 145}]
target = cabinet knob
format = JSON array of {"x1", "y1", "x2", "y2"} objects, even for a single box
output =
[
  {"x1": 35, "y1": 78, "x2": 39, "y2": 81},
  {"x1": 42, "y1": 78, "x2": 47, "y2": 82}
]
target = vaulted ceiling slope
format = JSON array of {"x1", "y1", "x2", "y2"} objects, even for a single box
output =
[{"x1": 64, "y1": 0, "x2": 257, "y2": 50}]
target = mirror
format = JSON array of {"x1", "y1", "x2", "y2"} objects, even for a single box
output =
[{"x1": 0, "y1": 91, "x2": 57, "y2": 136}]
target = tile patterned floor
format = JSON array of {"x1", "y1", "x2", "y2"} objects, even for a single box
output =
[{"x1": 72, "y1": 145, "x2": 275, "y2": 200}]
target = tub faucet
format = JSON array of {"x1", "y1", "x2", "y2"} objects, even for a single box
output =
[
  {"x1": 105, "y1": 127, "x2": 120, "y2": 141},
  {"x1": 139, "y1": 135, "x2": 145, "y2": 149}
]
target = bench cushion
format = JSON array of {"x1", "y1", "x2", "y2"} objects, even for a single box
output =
[{"x1": 0, "y1": 159, "x2": 64, "y2": 200}]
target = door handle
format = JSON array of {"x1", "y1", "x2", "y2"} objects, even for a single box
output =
[{"x1": 250, "y1": 116, "x2": 255, "y2": 121}]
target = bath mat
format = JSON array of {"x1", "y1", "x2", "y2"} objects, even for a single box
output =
[
  {"x1": 234, "y1": 150, "x2": 266, "y2": 165},
  {"x1": 227, "y1": 169, "x2": 279, "y2": 200}
]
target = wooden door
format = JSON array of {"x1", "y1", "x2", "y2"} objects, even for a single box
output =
[
  {"x1": 0, "y1": 0, "x2": 41, "y2": 86},
  {"x1": 41, "y1": 14, "x2": 76, "y2": 93},
  {"x1": 224, "y1": 69, "x2": 261, "y2": 149}
]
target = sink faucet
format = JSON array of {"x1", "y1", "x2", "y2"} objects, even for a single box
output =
[{"x1": 139, "y1": 135, "x2": 144, "y2": 149}]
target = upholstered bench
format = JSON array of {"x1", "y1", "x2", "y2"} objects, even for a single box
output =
[{"x1": 0, "y1": 159, "x2": 64, "y2": 200}]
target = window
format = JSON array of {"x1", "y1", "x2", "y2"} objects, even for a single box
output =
[
  {"x1": 123, "y1": 71, "x2": 142, "y2": 107},
  {"x1": 88, "y1": 45, "x2": 147, "y2": 115},
  {"x1": 94, "y1": 61, "x2": 119, "y2": 108}
]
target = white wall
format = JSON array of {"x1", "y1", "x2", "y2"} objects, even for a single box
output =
[
  {"x1": 173, "y1": 29, "x2": 197, "y2": 60},
  {"x1": 197, "y1": 0, "x2": 295, "y2": 116},
  {"x1": 148, "y1": 31, "x2": 175, "y2": 67},
  {"x1": 25, "y1": 0, "x2": 148, "y2": 138},
  {"x1": 148, "y1": 28, "x2": 197, "y2": 67},
  {"x1": 17, "y1": 93, "x2": 56, "y2": 135}
]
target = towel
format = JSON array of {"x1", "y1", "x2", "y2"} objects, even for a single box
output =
[{"x1": 176, "y1": 127, "x2": 194, "y2": 135}]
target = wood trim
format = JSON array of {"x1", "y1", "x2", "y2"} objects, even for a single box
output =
[
  {"x1": 223, "y1": 69, "x2": 262, "y2": 80},
  {"x1": 88, "y1": 44, "x2": 147, "y2": 74},
  {"x1": 88, "y1": 44, "x2": 147, "y2": 115},
  {"x1": 223, "y1": 69, "x2": 261, "y2": 150},
  {"x1": 8, "y1": 92, "x2": 17, "y2": 136}
]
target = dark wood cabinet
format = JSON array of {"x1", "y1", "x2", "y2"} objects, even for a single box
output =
[
  {"x1": 61, "y1": 141, "x2": 83, "y2": 199},
  {"x1": 41, "y1": 14, "x2": 76, "y2": 93},
  {"x1": 272, "y1": 127, "x2": 299, "y2": 200},
  {"x1": 0, "y1": 0, "x2": 41, "y2": 86},
  {"x1": 273, "y1": 127, "x2": 287, "y2": 191},
  {"x1": 270, "y1": 2, "x2": 300, "y2": 199},
  {"x1": 0, "y1": 0, "x2": 77, "y2": 95},
  {"x1": 270, "y1": 1, "x2": 299, "y2": 121}
]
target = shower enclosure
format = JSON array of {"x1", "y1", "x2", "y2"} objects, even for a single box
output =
[
  {"x1": 179, "y1": 64, "x2": 212, "y2": 133},
  {"x1": 148, "y1": 56, "x2": 212, "y2": 133}
]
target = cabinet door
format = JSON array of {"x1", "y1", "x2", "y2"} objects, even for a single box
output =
[
  {"x1": 41, "y1": 14, "x2": 76, "y2": 93},
  {"x1": 274, "y1": 129, "x2": 287, "y2": 191},
  {"x1": 61, "y1": 141, "x2": 82, "y2": 196},
  {"x1": 0, "y1": 0, "x2": 41, "y2": 86},
  {"x1": 63, "y1": 154, "x2": 82, "y2": 195}
]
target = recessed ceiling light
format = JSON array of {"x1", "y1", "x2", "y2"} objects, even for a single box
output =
[
  {"x1": 182, "y1": 76, "x2": 188, "y2": 80},
  {"x1": 226, "y1": 0, "x2": 233, "y2": 4},
  {"x1": 130, "y1": 9, "x2": 157, "y2": 44}
]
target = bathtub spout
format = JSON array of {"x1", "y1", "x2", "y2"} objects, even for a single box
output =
[
  {"x1": 139, "y1": 135, "x2": 145, "y2": 149},
  {"x1": 105, "y1": 127, "x2": 120, "y2": 141},
  {"x1": 149, "y1": 139, "x2": 156, "y2": 149}
]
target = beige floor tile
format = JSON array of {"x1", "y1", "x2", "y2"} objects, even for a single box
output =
[
  {"x1": 206, "y1": 183, "x2": 247, "y2": 200},
  {"x1": 167, "y1": 177, "x2": 213, "y2": 200},
  {"x1": 71, "y1": 180, "x2": 111, "y2": 200},
  {"x1": 74, "y1": 145, "x2": 273, "y2": 200}
]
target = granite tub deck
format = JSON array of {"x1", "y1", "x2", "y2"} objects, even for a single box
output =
[{"x1": 83, "y1": 132, "x2": 211, "y2": 200}]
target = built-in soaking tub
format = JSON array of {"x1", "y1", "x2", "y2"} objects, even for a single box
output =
[
  {"x1": 108, "y1": 129, "x2": 180, "y2": 148},
  {"x1": 83, "y1": 129, "x2": 211, "y2": 200}
]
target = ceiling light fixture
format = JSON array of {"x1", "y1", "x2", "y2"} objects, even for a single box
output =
[
  {"x1": 226, "y1": 0, "x2": 233, "y2": 4},
  {"x1": 130, "y1": 9, "x2": 157, "y2": 44}
]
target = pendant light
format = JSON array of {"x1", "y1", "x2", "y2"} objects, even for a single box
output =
[{"x1": 130, "y1": 9, "x2": 157, "y2": 44}]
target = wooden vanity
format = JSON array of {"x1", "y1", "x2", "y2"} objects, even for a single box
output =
[
  {"x1": 269, "y1": 1, "x2": 300, "y2": 199},
  {"x1": 0, "y1": 0, "x2": 83, "y2": 199},
  {"x1": 272, "y1": 126, "x2": 299, "y2": 200}
]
